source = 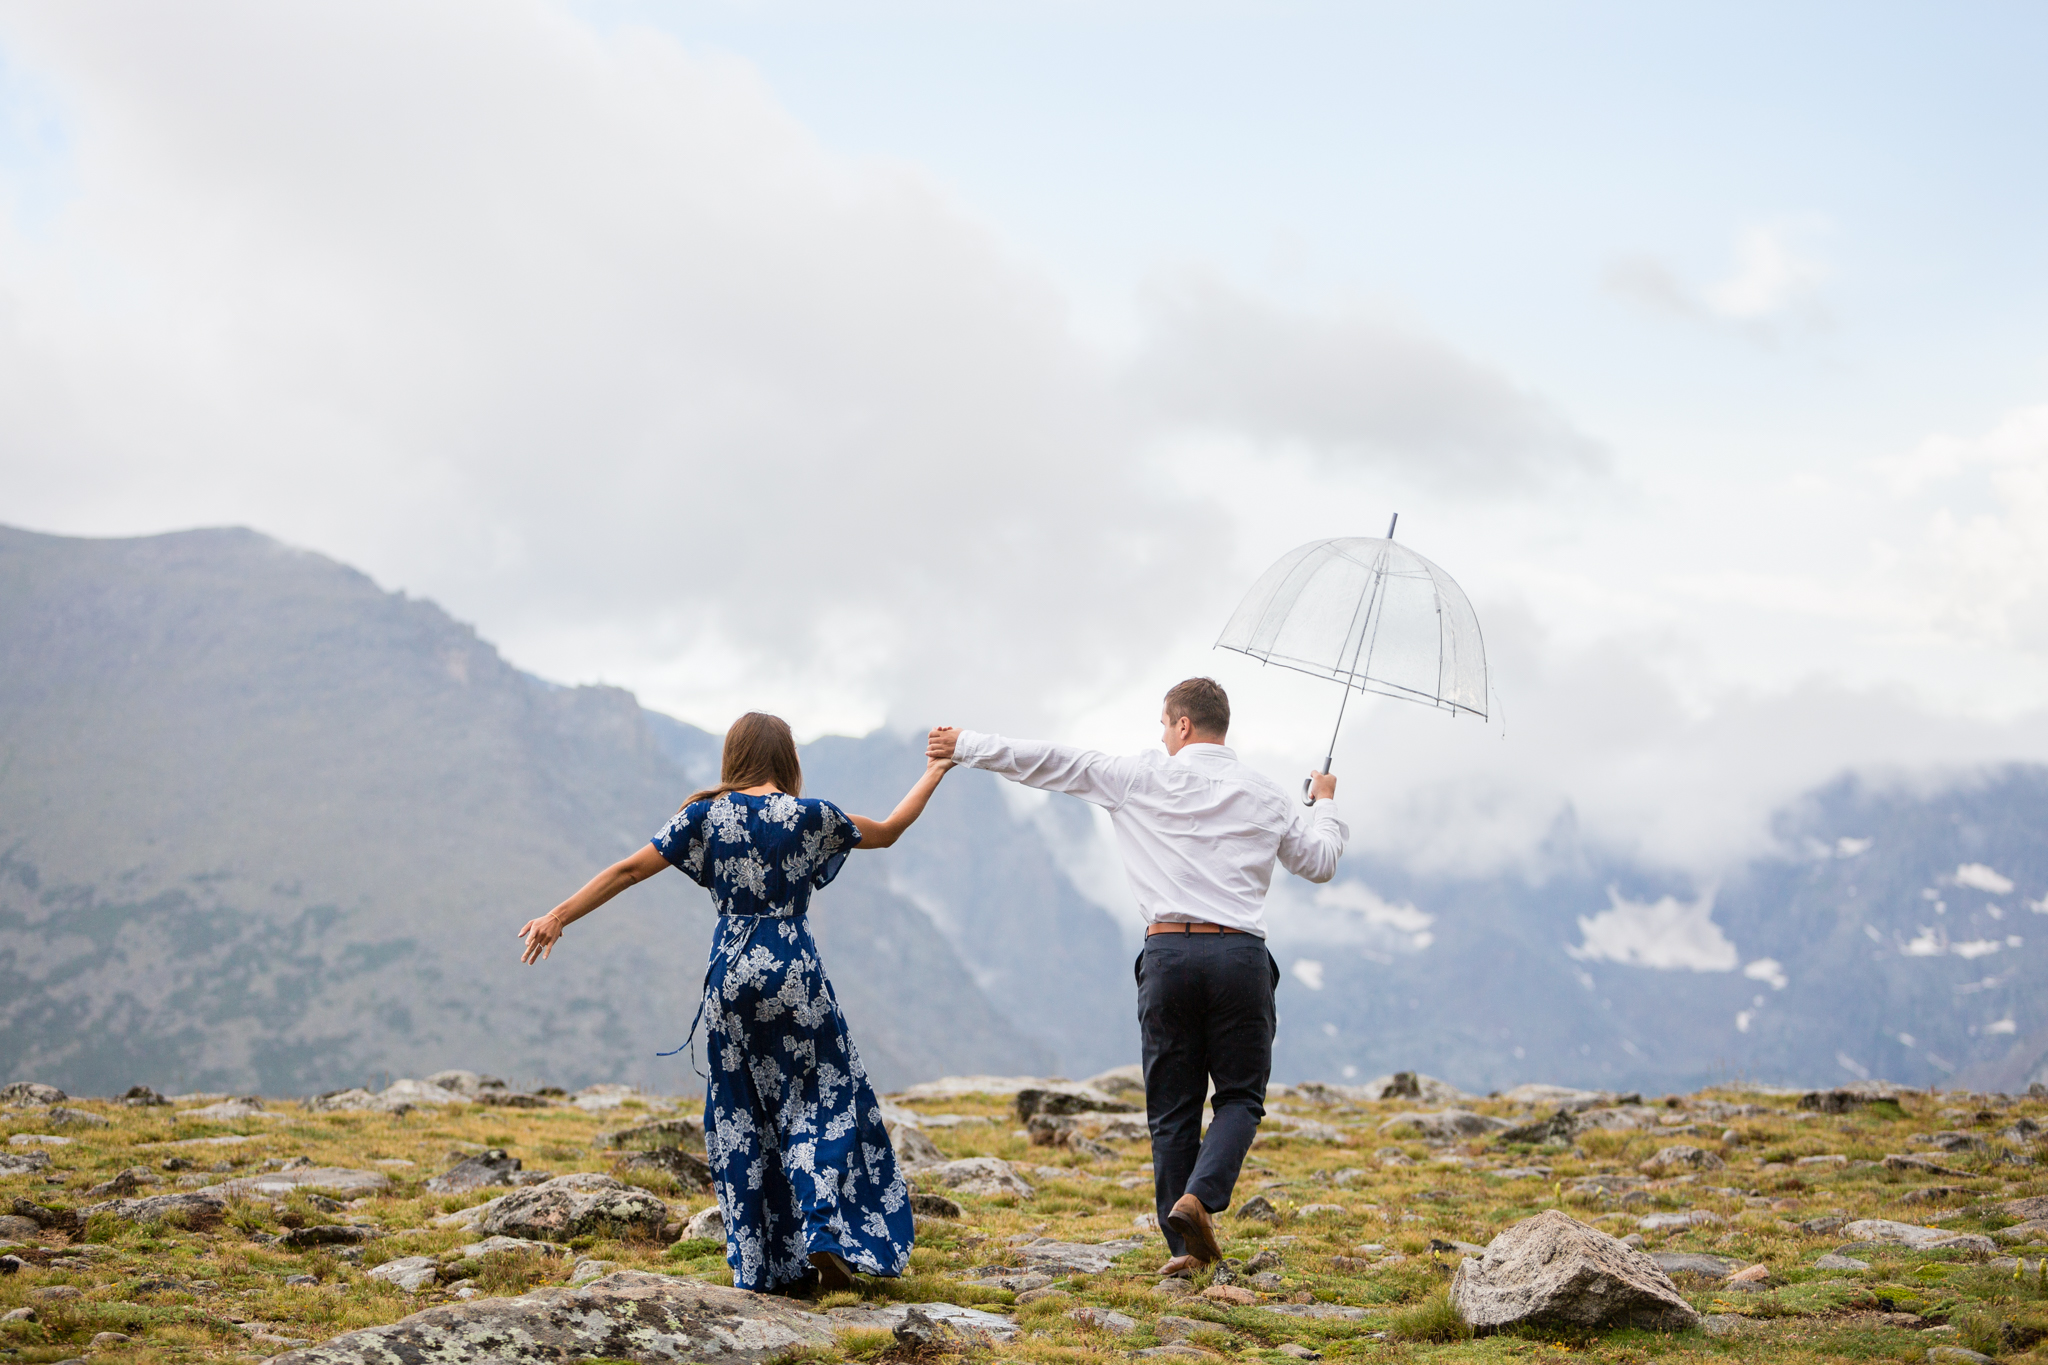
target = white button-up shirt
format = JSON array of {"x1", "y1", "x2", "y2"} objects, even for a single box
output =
[{"x1": 950, "y1": 731, "x2": 1349, "y2": 938}]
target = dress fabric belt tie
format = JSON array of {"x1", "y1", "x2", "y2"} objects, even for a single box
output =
[{"x1": 658, "y1": 913, "x2": 775, "y2": 1076}]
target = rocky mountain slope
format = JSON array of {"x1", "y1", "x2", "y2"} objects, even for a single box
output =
[
  {"x1": 0, "y1": 525, "x2": 1055, "y2": 1095},
  {"x1": 2, "y1": 523, "x2": 2043, "y2": 1098}
]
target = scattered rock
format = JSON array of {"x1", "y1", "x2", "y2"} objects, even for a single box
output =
[
  {"x1": 0, "y1": 1152, "x2": 50, "y2": 1177},
  {"x1": 1297, "y1": 1202, "x2": 1348, "y2": 1217},
  {"x1": 1259, "y1": 1303, "x2": 1371, "y2": 1320},
  {"x1": 1924, "y1": 1349, "x2": 1996, "y2": 1364},
  {"x1": 1378, "y1": 1110, "x2": 1514, "y2": 1140},
  {"x1": 1449, "y1": 1209, "x2": 1700, "y2": 1332},
  {"x1": 41, "y1": 1106, "x2": 109, "y2": 1128},
  {"x1": 828, "y1": 1300, "x2": 1019, "y2": 1344},
  {"x1": 909, "y1": 1191, "x2": 963, "y2": 1220},
  {"x1": 89, "y1": 1332, "x2": 130, "y2": 1347},
  {"x1": 1885, "y1": 1154, "x2": 1975, "y2": 1178},
  {"x1": 2001, "y1": 1195, "x2": 2048, "y2": 1222},
  {"x1": 308, "y1": 1079, "x2": 466, "y2": 1115},
  {"x1": 0, "y1": 1082, "x2": 66, "y2": 1106},
  {"x1": 1067, "y1": 1305, "x2": 1136, "y2": 1334},
  {"x1": 0, "y1": 1214, "x2": 39, "y2": 1240},
  {"x1": 615, "y1": 1147, "x2": 714, "y2": 1192},
  {"x1": 683, "y1": 1206, "x2": 724, "y2": 1241},
  {"x1": 1637, "y1": 1211, "x2": 1722, "y2": 1233},
  {"x1": 179, "y1": 1097, "x2": 273, "y2": 1121},
  {"x1": 285, "y1": 1274, "x2": 320, "y2": 1286},
  {"x1": 31, "y1": 1285, "x2": 83, "y2": 1302},
  {"x1": 212, "y1": 1167, "x2": 392, "y2": 1200},
  {"x1": 1910, "y1": 1132, "x2": 1988, "y2": 1153},
  {"x1": 1277, "y1": 1344, "x2": 1322, "y2": 1361},
  {"x1": 1020, "y1": 1238, "x2": 1143, "y2": 1274},
  {"x1": 1236, "y1": 1195, "x2": 1280, "y2": 1223},
  {"x1": 367, "y1": 1256, "x2": 441, "y2": 1292},
  {"x1": 1725, "y1": 1264, "x2": 1771, "y2": 1289},
  {"x1": 1815, "y1": 1253, "x2": 1871, "y2": 1270},
  {"x1": 1796, "y1": 1154, "x2": 1849, "y2": 1167},
  {"x1": 1639, "y1": 1145, "x2": 1724, "y2": 1174},
  {"x1": 460, "y1": 1235, "x2": 570, "y2": 1259},
  {"x1": 890, "y1": 1123, "x2": 944, "y2": 1170},
  {"x1": 930, "y1": 1156, "x2": 1034, "y2": 1199},
  {"x1": 423, "y1": 1070, "x2": 509, "y2": 1097},
  {"x1": 1992, "y1": 1219, "x2": 2048, "y2": 1244},
  {"x1": 86, "y1": 1166, "x2": 163, "y2": 1198},
  {"x1": 11, "y1": 1197, "x2": 82, "y2": 1231},
  {"x1": 427, "y1": 1149, "x2": 523, "y2": 1194},
  {"x1": 1801, "y1": 1215, "x2": 1849, "y2": 1235},
  {"x1": 961, "y1": 1270, "x2": 1052, "y2": 1294},
  {"x1": 1799, "y1": 1089, "x2": 1872, "y2": 1114},
  {"x1": 281, "y1": 1225, "x2": 384, "y2": 1249},
  {"x1": 1, "y1": 1307, "x2": 33, "y2": 1321},
  {"x1": 118, "y1": 1086, "x2": 169, "y2": 1107},
  {"x1": 0, "y1": 1257, "x2": 18, "y2": 1276},
  {"x1": 1839, "y1": 1220, "x2": 1997, "y2": 1254},
  {"x1": 1012, "y1": 1086, "x2": 1138, "y2": 1122},
  {"x1": 1498, "y1": 1109, "x2": 1581, "y2": 1145},
  {"x1": 82, "y1": 1190, "x2": 229, "y2": 1228},
  {"x1": 1648, "y1": 1252, "x2": 1740, "y2": 1280},
  {"x1": 570, "y1": 1259, "x2": 617, "y2": 1285},
  {"x1": 474, "y1": 1173, "x2": 669, "y2": 1242},
  {"x1": 1200, "y1": 1283, "x2": 1256, "y2": 1305},
  {"x1": 598, "y1": 1116, "x2": 707, "y2": 1153}
]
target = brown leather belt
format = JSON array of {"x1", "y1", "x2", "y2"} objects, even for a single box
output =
[{"x1": 1146, "y1": 921, "x2": 1247, "y2": 936}]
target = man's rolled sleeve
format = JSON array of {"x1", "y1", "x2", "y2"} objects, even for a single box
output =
[{"x1": 1278, "y1": 800, "x2": 1349, "y2": 884}]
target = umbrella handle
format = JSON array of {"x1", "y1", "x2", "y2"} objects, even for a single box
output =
[{"x1": 1302, "y1": 769, "x2": 1330, "y2": 806}]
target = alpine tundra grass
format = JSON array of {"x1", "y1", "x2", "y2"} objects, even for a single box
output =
[{"x1": 3, "y1": 1080, "x2": 2046, "y2": 1363}]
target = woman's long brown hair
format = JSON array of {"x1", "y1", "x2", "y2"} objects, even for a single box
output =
[{"x1": 681, "y1": 712, "x2": 803, "y2": 808}]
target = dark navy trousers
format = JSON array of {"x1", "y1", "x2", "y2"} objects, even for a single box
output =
[{"x1": 1136, "y1": 929, "x2": 1279, "y2": 1257}]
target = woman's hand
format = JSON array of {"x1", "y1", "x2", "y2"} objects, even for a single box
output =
[
  {"x1": 518, "y1": 912, "x2": 565, "y2": 964},
  {"x1": 926, "y1": 754, "x2": 954, "y2": 776}
]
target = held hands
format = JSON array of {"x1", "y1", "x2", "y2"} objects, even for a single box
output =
[
  {"x1": 1308, "y1": 770, "x2": 1337, "y2": 802},
  {"x1": 926, "y1": 726, "x2": 960, "y2": 763},
  {"x1": 517, "y1": 912, "x2": 564, "y2": 964}
]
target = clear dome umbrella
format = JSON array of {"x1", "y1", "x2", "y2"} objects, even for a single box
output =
[{"x1": 1216, "y1": 516, "x2": 1488, "y2": 802}]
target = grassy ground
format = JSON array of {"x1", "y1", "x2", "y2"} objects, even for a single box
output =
[{"x1": 3, "y1": 1083, "x2": 2046, "y2": 1364}]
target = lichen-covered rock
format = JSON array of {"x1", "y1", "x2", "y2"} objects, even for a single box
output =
[
  {"x1": 600, "y1": 1117, "x2": 706, "y2": 1152},
  {"x1": 1450, "y1": 1209, "x2": 1700, "y2": 1332},
  {"x1": 475, "y1": 1173, "x2": 669, "y2": 1242},
  {"x1": 0, "y1": 1152, "x2": 49, "y2": 1177},
  {"x1": 930, "y1": 1157, "x2": 1034, "y2": 1199},
  {"x1": 271, "y1": 1270, "x2": 836, "y2": 1363},
  {"x1": 81, "y1": 1192, "x2": 228, "y2": 1227}
]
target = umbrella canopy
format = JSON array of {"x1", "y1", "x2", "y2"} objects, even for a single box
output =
[{"x1": 1216, "y1": 535, "x2": 1488, "y2": 720}]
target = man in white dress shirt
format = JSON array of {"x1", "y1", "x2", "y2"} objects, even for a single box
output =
[{"x1": 927, "y1": 678, "x2": 1347, "y2": 1273}]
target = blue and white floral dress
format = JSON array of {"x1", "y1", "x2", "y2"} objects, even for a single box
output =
[{"x1": 652, "y1": 792, "x2": 913, "y2": 1293}]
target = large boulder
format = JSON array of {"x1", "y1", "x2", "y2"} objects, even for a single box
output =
[
  {"x1": 1450, "y1": 1210, "x2": 1701, "y2": 1333},
  {"x1": 270, "y1": 1270, "x2": 835, "y2": 1364},
  {"x1": 614, "y1": 1148, "x2": 714, "y2": 1193},
  {"x1": 476, "y1": 1173, "x2": 669, "y2": 1242},
  {"x1": 424, "y1": 1070, "x2": 508, "y2": 1097}
]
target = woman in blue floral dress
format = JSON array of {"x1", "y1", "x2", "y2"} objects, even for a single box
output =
[{"x1": 518, "y1": 712, "x2": 951, "y2": 1295}]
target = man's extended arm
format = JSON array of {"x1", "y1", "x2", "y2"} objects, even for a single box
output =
[
  {"x1": 926, "y1": 727, "x2": 1137, "y2": 809},
  {"x1": 1276, "y1": 800, "x2": 1348, "y2": 884}
]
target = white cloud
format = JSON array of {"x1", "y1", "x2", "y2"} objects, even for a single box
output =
[
  {"x1": 1987, "y1": 1018, "x2": 2018, "y2": 1035},
  {"x1": 1955, "y1": 863, "x2": 2015, "y2": 895},
  {"x1": 1743, "y1": 957, "x2": 1788, "y2": 990},
  {"x1": 1567, "y1": 887, "x2": 1738, "y2": 972},
  {"x1": 1606, "y1": 221, "x2": 1830, "y2": 336},
  {"x1": 1291, "y1": 959, "x2": 1325, "y2": 991}
]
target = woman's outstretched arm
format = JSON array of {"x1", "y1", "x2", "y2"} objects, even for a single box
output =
[
  {"x1": 849, "y1": 757, "x2": 952, "y2": 849},
  {"x1": 518, "y1": 842, "x2": 670, "y2": 963}
]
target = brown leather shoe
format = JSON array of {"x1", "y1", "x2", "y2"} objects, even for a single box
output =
[
  {"x1": 1167, "y1": 1193, "x2": 1221, "y2": 1263},
  {"x1": 809, "y1": 1250, "x2": 856, "y2": 1290},
  {"x1": 1157, "y1": 1254, "x2": 1203, "y2": 1277}
]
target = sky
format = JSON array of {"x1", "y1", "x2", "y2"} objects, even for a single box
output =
[{"x1": 4, "y1": 1, "x2": 2048, "y2": 877}]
